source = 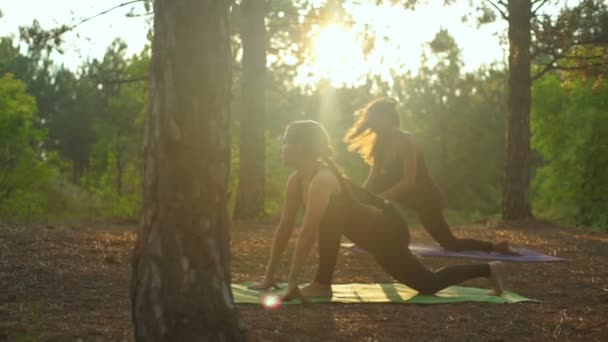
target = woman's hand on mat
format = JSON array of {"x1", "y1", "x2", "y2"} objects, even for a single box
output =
[
  {"x1": 282, "y1": 284, "x2": 310, "y2": 303},
  {"x1": 249, "y1": 277, "x2": 280, "y2": 290}
]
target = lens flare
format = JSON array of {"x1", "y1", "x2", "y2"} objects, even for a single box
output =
[{"x1": 260, "y1": 294, "x2": 282, "y2": 309}]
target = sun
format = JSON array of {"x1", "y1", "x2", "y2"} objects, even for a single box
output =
[
  {"x1": 309, "y1": 24, "x2": 368, "y2": 87},
  {"x1": 295, "y1": 2, "x2": 500, "y2": 90}
]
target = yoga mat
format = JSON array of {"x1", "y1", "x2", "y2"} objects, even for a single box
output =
[
  {"x1": 340, "y1": 243, "x2": 567, "y2": 262},
  {"x1": 233, "y1": 282, "x2": 538, "y2": 305}
]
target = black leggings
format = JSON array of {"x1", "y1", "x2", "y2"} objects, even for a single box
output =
[
  {"x1": 314, "y1": 203, "x2": 490, "y2": 295},
  {"x1": 373, "y1": 248, "x2": 490, "y2": 295},
  {"x1": 417, "y1": 205, "x2": 494, "y2": 253},
  {"x1": 369, "y1": 175, "x2": 495, "y2": 253}
]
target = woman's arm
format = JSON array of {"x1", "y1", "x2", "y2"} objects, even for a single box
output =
[
  {"x1": 286, "y1": 171, "x2": 336, "y2": 291},
  {"x1": 379, "y1": 135, "x2": 418, "y2": 201},
  {"x1": 250, "y1": 172, "x2": 301, "y2": 289}
]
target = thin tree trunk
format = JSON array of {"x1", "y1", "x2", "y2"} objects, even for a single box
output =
[
  {"x1": 503, "y1": 0, "x2": 534, "y2": 220},
  {"x1": 131, "y1": 0, "x2": 246, "y2": 340},
  {"x1": 437, "y1": 99, "x2": 448, "y2": 184},
  {"x1": 234, "y1": 0, "x2": 267, "y2": 219},
  {"x1": 116, "y1": 130, "x2": 122, "y2": 195}
]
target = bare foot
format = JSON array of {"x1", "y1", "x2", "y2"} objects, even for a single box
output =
[
  {"x1": 300, "y1": 282, "x2": 332, "y2": 298},
  {"x1": 488, "y1": 261, "x2": 505, "y2": 296},
  {"x1": 493, "y1": 241, "x2": 520, "y2": 256},
  {"x1": 248, "y1": 277, "x2": 280, "y2": 290}
]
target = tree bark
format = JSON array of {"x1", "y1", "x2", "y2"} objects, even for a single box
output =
[
  {"x1": 234, "y1": 0, "x2": 267, "y2": 220},
  {"x1": 131, "y1": 0, "x2": 246, "y2": 340},
  {"x1": 502, "y1": 0, "x2": 534, "y2": 220}
]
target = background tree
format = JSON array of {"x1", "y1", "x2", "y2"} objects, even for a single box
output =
[
  {"x1": 502, "y1": 0, "x2": 534, "y2": 220},
  {"x1": 405, "y1": 30, "x2": 507, "y2": 215},
  {"x1": 484, "y1": 0, "x2": 608, "y2": 220},
  {"x1": 131, "y1": 0, "x2": 245, "y2": 340},
  {"x1": 81, "y1": 40, "x2": 149, "y2": 218},
  {"x1": 234, "y1": 0, "x2": 268, "y2": 220}
]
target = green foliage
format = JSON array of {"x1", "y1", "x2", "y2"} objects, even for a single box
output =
[
  {"x1": 0, "y1": 73, "x2": 58, "y2": 221},
  {"x1": 81, "y1": 153, "x2": 141, "y2": 219},
  {"x1": 532, "y1": 0, "x2": 608, "y2": 79},
  {"x1": 0, "y1": 36, "x2": 97, "y2": 180},
  {"x1": 79, "y1": 40, "x2": 148, "y2": 220},
  {"x1": 532, "y1": 74, "x2": 608, "y2": 230},
  {"x1": 0, "y1": 36, "x2": 148, "y2": 222},
  {"x1": 0, "y1": 1, "x2": 605, "y2": 230}
]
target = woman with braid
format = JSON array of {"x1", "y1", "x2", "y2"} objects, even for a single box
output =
[
  {"x1": 250, "y1": 120, "x2": 505, "y2": 301},
  {"x1": 345, "y1": 97, "x2": 518, "y2": 255}
]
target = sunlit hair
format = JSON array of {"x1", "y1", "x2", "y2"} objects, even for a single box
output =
[
  {"x1": 283, "y1": 120, "x2": 345, "y2": 178},
  {"x1": 344, "y1": 97, "x2": 399, "y2": 165}
]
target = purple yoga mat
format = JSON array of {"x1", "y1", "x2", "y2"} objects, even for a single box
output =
[{"x1": 340, "y1": 243, "x2": 567, "y2": 262}]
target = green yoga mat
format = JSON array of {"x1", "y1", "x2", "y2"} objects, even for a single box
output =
[{"x1": 233, "y1": 283, "x2": 538, "y2": 305}]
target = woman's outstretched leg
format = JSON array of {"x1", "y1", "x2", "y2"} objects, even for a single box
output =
[
  {"x1": 375, "y1": 247, "x2": 503, "y2": 295},
  {"x1": 416, "y1": 205, "x2": 495, "y2": 253}
]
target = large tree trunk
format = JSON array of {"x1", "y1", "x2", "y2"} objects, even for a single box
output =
[
  {"x1": 234, "y1": 0, "x2": 267, "y2": 220},
  {"x1": 131, "y1": 1, "x2": 246, "y2": 340},
  {"x1": 502, "y1": 0, "x2": 534, "y2": 220}
]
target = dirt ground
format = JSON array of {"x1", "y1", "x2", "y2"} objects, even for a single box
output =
[{"x1": 1, "y1": 219, "x2": 607, "y2": 341}]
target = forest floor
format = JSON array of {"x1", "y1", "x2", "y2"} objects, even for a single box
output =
[{"x1": 0, "y1": 219, "x2": 607, "y2": 341}]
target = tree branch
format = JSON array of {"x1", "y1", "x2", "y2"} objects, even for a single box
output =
[
  {"x1": 486, "y1": 0, "x2": 508, "y2": 21},
  {"x1": 560, "y1": 53, "x2": 608, "y2": 60},
  {"x1": 533, "y1": 64, "x2": 555, "y2": 81},
  {"x1": 533, "y1": 60, "x2": 608, "y2": 81},
  {"x1": 532, "y1": 0, "x2": 551, "y2": 16},
  {"x1": 28, "y1": 0, "x2": 145, "y2": 49},
  {"x1": 95, "y1": 75, "x2": 148, "y2": 85},
  {"x1": 126, "y1": 12, "x2": 154, "y2": 18},
  {"x1": 67, "y1": 0, "x2": 145, "y2": 31}
]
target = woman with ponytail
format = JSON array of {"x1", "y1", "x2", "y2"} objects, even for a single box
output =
[
  {"x1": 251, "y1": 120, "x2": 506, "y2": 301},
  {"x1": 345, "y1": 97, "x2": 518, "y2": 255}
]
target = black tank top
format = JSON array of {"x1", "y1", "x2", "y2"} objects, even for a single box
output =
[
  {"x1": 376, "y1": 151, "x2": 433, "y2": 191},
  {"x1": 374, "y1": 149, "x2": 445, "y2": 210},
  {"x1": 298, "y1": 166, "x2": 410, "y2": 253}
]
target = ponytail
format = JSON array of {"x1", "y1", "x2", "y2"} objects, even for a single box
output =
[{"x1": 344, "y1": 97, "x2": 399, "y2": 165}]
